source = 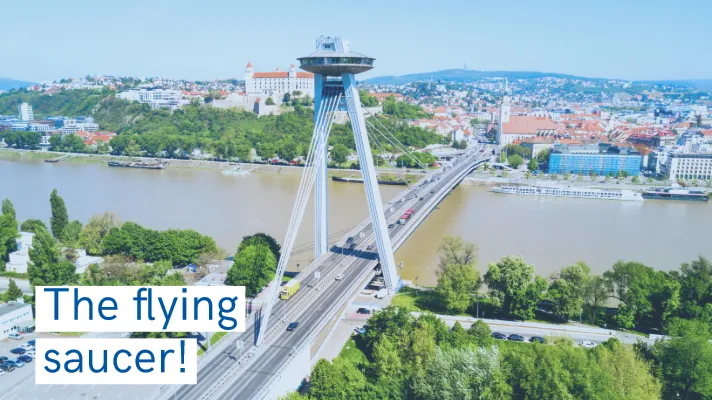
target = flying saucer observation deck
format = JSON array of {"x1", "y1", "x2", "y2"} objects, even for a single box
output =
[{"x1": 298, "y1": 52, "x2": 375, "y2": 76}]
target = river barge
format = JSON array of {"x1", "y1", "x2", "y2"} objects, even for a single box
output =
[
  {"x1": 332, "y1": 176, "x2": 408, "y2": 186},
  {"x1": 108, "y1": 160, "x2": 168, "y2": 170},
  {"x1": 642, "y1": 188, "x2": 709, "y2": 202}
]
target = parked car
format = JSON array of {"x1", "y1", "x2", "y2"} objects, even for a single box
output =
[
  {"x1": 580, "y1": 341, "x2": 596, "y2": 349},
  {"x1": 10, "y1": 348, "x2": 25, "y2": 355},
  {"x1": 286, "y1": 322, "x2": 300, "y2": 331},
  {"x1": 27, "y1": 350, "x2": 35, "y2": 357},
  {"x1": 12, "y1": 359, "x2": 24, "y2": 368},
  {"x1": 335, "y1": 273, "x2": 344, "y2": 281},
  {"x1": 491, "y1": 332, "x2": 507, "y2": 340},
  {"x1": 26, "y1": 340, "x2": 35, "y2": 346},
  {"x1": 508, "y1": 334, "x2": 525, "y2": 342},
  {"x1": 0, "y1": 363, "x2": 15, "y2": 372},
  {"x1": 0, "y1": 356, "x2": 8, "y2": 364},
  {"x1": 356, "y1": 308, "x2": 371, "y2": 315},
  {"x1": 19, "y1": 343, "x2": 33, "y2": 350},
  {"x1": 529, "y1": 336, "x2": 546, "y2": 344},
  {"x1": 17, "y1": 355, "x2": 32, "y2": 363},
  {"x1": 7, "y1": 333, "x2": 23, "y2": 340},
  {"x1": 354, "y1": 327, "x2": 366, "y2": 335}
]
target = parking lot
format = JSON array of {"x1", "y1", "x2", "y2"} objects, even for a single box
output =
[{"x1": 0, "y1": 332, "x2": 159, "y2": 400}]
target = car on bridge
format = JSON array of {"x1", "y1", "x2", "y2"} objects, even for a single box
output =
[
  {"x1": 286, "y1": 322, "x2": 300, "y2": 332},
  {"x1": 335, "y1": 273, "x2": 344, "y2": 280},
  {"x1": 388, "y1": 223, "x2": 395, "y2": 228}
]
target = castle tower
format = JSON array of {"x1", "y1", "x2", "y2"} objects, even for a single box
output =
[{"x1": 244, "y1": 61, "x2": 254, "y2": 94}]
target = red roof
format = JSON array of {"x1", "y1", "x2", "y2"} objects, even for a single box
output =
[
  {"x1": 246, "y1": 61, "x2": 253, "y2": 68},
  {"x1": 252, "y1": 71, "x2": 313, "y2": 79}
]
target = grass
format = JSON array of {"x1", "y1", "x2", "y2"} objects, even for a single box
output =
[
  {"x1": 336, "y1": 337, "x2": 368, "y2": 366},
  {"x1": 197, "y1": 332, "x2": 228, "y2": 355}
]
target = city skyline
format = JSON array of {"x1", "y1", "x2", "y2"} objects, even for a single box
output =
[{"x1": 2, "y1": 0, "x2": 711, "y2": 83}]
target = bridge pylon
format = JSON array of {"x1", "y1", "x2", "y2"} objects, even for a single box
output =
[{"x1": 256, "y1": 36, "x2": 400, "y2": 346}]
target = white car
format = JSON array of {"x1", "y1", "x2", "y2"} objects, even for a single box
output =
[
  {"x1": 0, "y1": 369, "x2": 5, "y2": 377},
  {"x1": 8, "y1": 333, "x2": 23, "y2": 340},
  {"x1": 580, "y1": 341, "x2": 596, "y2": 349},
  {"x1": 335, "y1": 273, "x2": 344, "y2": 281}
]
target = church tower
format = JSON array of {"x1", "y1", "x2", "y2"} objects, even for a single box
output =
[
  {"x1": 245, "y1": 61, "x2": 255, "y2": 94},
  {"x1": 497, "y1": 79, "x2": 511, "y2": 144}
]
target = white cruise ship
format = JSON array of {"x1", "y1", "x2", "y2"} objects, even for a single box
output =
[{"x1": 492, "y1": 185, "x2": 644, "y2": 201}]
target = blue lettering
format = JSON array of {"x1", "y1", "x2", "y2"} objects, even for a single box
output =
[
  {"x1": 158, "y1": 297, "x2": 177, "y2": 330},
  {"x1": 218, "y1": 296, "x2": 239, "y2": 330},
  {"x1": 98, "y1": 297, "x2": 118, "y2": 320},
  {"x1": 73, "y1": 288, "x2": 93, "y2": 320},
  {"x1": 44, "y1": 288, "x2": 69, "y2": 320},
  {"x1": 44, "y1": 350, "x2": 60, "y2": 373},
  {"x1": 135, "y1": 350, "x2": 155, "y2": 373},
  {"x1": 64, "y1": 349, "x2": 83, "y2": 373},
  {"x1": 113, "y1": 350, "x2": 131, "y2": 373}
]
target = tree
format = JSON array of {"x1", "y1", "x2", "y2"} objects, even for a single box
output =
[
  {"x1": 0, "y1": 199, "x2": 19, "y2": 263},
  {"x1": 6, "y1": 278, "x2": 23, "y2": 301},
  {"x1": 413, "y1": 347, "x2": 502, "y2": 400},
  {"x1": 651, "y1": 319, "x2": 712, "y2": 400},
  {"x1": 468, "y1": 320, "x2": 493, "y2": 347},
  {"x1": 484, "y1": 256, "x2": 547, "y2": 320},
  {"x1": 50, "y1": 189, "x2": 69, "y2": 240},
  {"x1": 282, "y1": 93, "x2": 291, "y2": 103},
  {"x1": 583, "y1": 275, "x2": 611, "y2": 324},
  {"x1": 677, "y1": 256, "x2": 712, "y2": 321},
  {"x1": 309, "y1": 358, "x2": 368, "y2": 399},
  {"x1": 436, "y1": 263, "x2": 480, "y2": 314},
  {"x1": 237, "y1": 233, "x2": 281, "y2": 262},
  {"x1": 330, "y1": 143, "x2": 350, "y2": 165},
  {"x1": 527, "y1": 158, "x2": 538, "y2": 172},
  {"x1": 594, "y1": 339, "x2": 662, "y2": 399},
  {"x1": 265, "y1": 97, "x2": 275, "y2": 106},
  {"x1": 547, "y1": 262, "x2": 590, "y2": 321},
  {"x1": 20, "y1": 219, "x2": 47, "y2": 234},
  {"x1": 27, "y1": 228, "x2": 77, "y2": 286},
  {"x1": 62, "y1": 220, "x2": 83, "y2": 247},
  {"x1": 78, "y1": 212, "x2": 122, "y2": 255},
  {"x1": 226, "y1": 243, "x2": 277, "y2": 297},
  {"x1": 508, "y1": 154, "x2": 524, "y2": 169},
  {"x1": 536, "y1": 148, "x2": 551, "y2": 165},
  {"x1": 437, "y1": 236, "x2": 478, "y2": 271},
  {"x1": 604, "y1": 260, "x2": 680, "y2": 330}
]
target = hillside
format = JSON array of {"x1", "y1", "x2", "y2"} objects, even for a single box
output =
[
  {"x1": 363, "y1": 69, "x2": 604, "y2": 85},
  {"x1": 0, "y1": 77, "x2": 36, "y2": 91}
]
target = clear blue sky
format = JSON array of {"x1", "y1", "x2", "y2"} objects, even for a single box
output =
[{"x1": 2, "y1": 0, "x2": 710, "y2": 82}]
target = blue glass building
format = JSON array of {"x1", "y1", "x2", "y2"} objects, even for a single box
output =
[{"x1": 548, "y1": 144, "x2": 642, "y2": 176}]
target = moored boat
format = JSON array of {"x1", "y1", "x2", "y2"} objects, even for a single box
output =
[
  {"x1": 642, "y1": 187, "x2": 709, "y2": 202},
  {"x1": 492, "y1": 185, "x2": 644, "y2": 201},
  {"x1": 108, "y1": 160, "x2": 168, "y2": 169}
]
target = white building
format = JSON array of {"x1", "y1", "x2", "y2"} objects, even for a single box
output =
[
  {"x1": 74, "y1": 249, "x2": 104, "y2": 275},
  {"x1": 244, "y1": 62, "x2": 314, "y2": 99},
  {"x1": 18, "y1": 103, "x2": 34, "y2": 121},
  {"x1": 117, "y1": 89, "x2": 188, "y2": 111},
  {"x1": 1, "y1": 302, "x2": 34, "y2": 339},
  {"x1": 4, "y1": 232, "x2": 34, "y2": 274},
  {"x1": 665, "y1": 153, "x2": 712, "y2": 181}
]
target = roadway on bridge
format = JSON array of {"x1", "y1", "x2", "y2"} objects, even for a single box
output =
[{"x1": 171, "y1": 147, "x2": 488, "y2": 400}]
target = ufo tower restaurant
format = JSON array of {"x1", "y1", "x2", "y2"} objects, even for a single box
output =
[{"x1": 299, "y1": 36, "x2": 400, "y2": 290}]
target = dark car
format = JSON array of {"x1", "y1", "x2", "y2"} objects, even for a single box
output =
[
  {"x1": 286, "y1": 322, "x2": 299, "y2": 331},
  {"x1": 10, "y1": 348, "x2": 25, "y2": 355},
  {"x1": 419, "y1": 197, "x2": 425, "y2": 201},
  {"x1": 18, "y1": 355, "x2": 32, "y2": 363},
  {"x1": 388, "y1": 223, "x2": 395, "y2": 229},
  {"x1": 366, "y1": 245, "x2": 373, "y2": 251},
  {"x1": 356, "y1": 308, "x2": 371, "y2": 315},
  {"x1": 491, "y1": 332, "x2": 507, "y2": 340},
  {"x1": 529, "y1": 336, "x2": 545, "y2": 344},
  {"x1": 346, "y1": 237, "x2": 354, "y2": 244},
  {"x1": 0, "y1": 362, "x2": 15, "y2": 372},
  {"x1": 430, "y1": 189, "x2": 435, "y2": 193},
  {"x1": 508, "y1": 334, "x2": 525, "y2": 342},
  {"x1": 26, "y1": 340, "x2": 36, "y2": 346}
]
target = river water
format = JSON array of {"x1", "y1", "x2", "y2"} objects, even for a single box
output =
[{"x1": 2, "y1": 158, "x2": 710, "y2": 285}]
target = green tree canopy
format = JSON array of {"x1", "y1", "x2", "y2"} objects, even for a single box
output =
[
  {"x1": 78, "y1": 212, "x2": 122, "y2": 255},
  {"x1": 547, "y1": 262, "x2": 590, "y2": 321},
  {"x1": 20, "y1": 219, "x2": 48, "y2": 234},
  {"x1": 50, "y1": 189, "x2": 69, "y2": 240},
  {"x1": 330, "y1": 143, "x2": 350, "y2": 165},
  {"x1": 527, "y1": 157, "x2": 538, "y2": 172},
  {"x1": 27, "y1": 228, "x2": 77, "y2": 286},
  {"x1": 484, "y1": 255, "x2": 547, "y2": 320},
  {"x1": 226, "y1": 243, "x2": 277, "y2": 297},
  {"x1": 508, "y1": 154, "x2": 524, "y2": 169},
  {"x1": 0, "y1": 198, "x2": 19, "y2": 263},
  {"x1": 6, "y1": 278, "x2": 23, "y2": 301},
  {"x1": 237, "y1": 232, "x2": 281, "y2": 262}
]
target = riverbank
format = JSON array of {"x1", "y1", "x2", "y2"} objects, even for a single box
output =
[{"x1": 0, "y1": 148, "x2": 423, "y2": 182}]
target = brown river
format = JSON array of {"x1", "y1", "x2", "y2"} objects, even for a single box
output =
[{"x1": 1, "y1": 158, "x2": 710, "y2": 285}]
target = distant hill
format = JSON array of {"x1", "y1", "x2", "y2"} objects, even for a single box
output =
[
  {"x1": 0, "y1": 77, "x2": 35, "y2": 91},
  {"x1": 635, "y1": 79, "x2": 712, "y2": 91},
  {"x1": 363, "y1": 69, "x2": 604, "y2": 85}
]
